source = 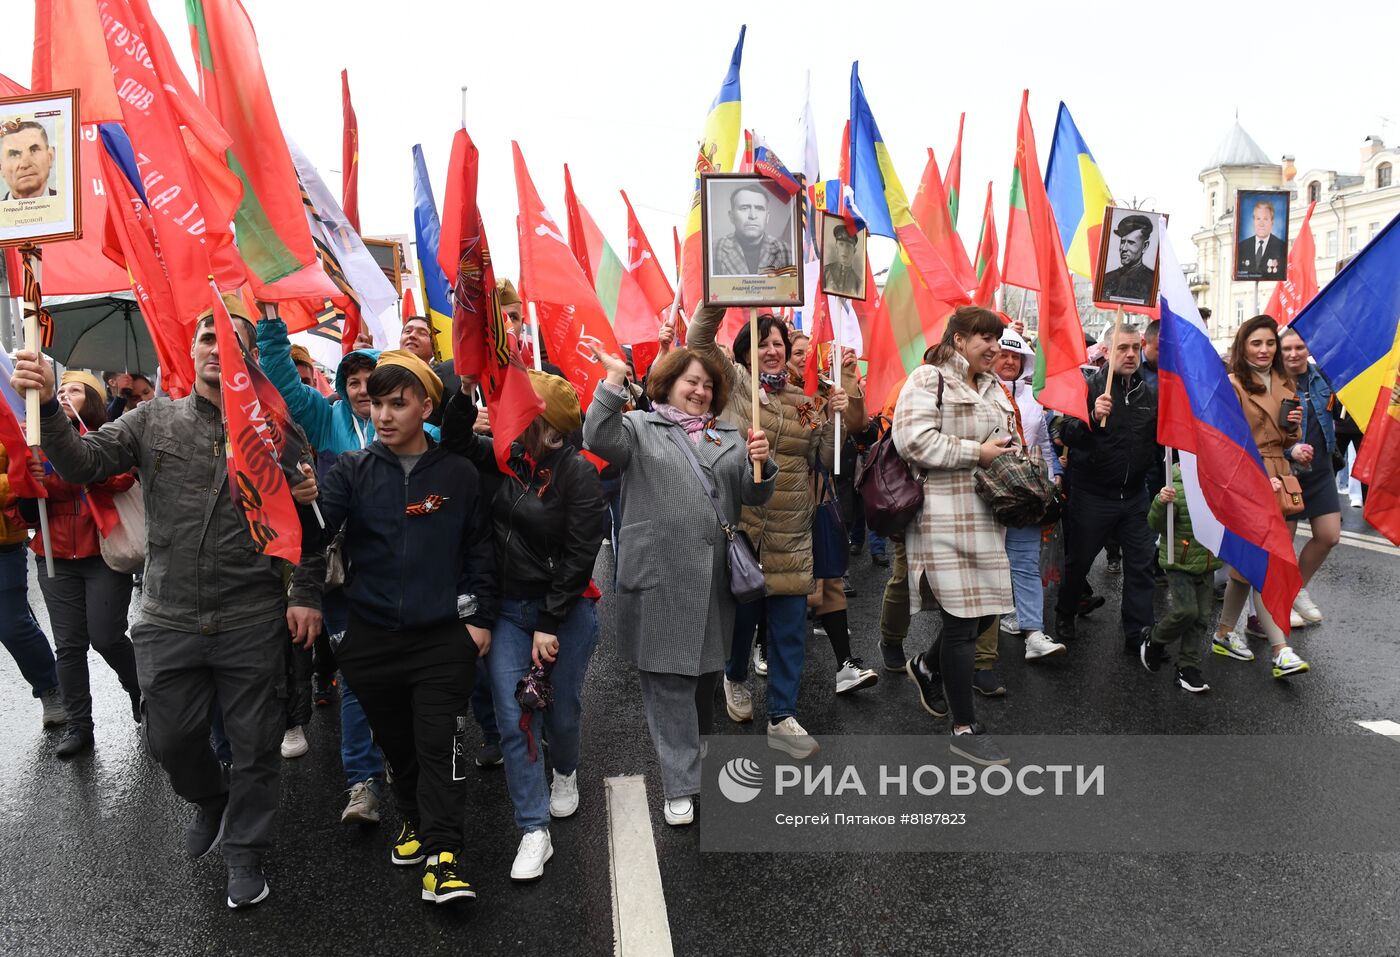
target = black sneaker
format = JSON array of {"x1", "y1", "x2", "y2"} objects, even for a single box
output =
[
  {"x1": 54, "y1": 725, "x2": 94, "y2": 759},
  {"x1": 1140, "y1": 636, "x2": 1169, "y2": 673},
  {"x1": 1055, "y1": 614, "x2": 1078, "y2": 641},
  {"x1": 475, "y1": 742, "x2": 504, "y2": 767},
  {"x1": 1175, "y1": 666, "x2": 1210, "y2": 693},
  {"x1": 1077, "y1": 594, "x2": 1106, "y2": 617},
  {"x1": 185, "y1": 798, "x2": 228, "y2": 859},
  {"x1": 226, "y1": 863, "x2": 270, "y2": 909},
  {"x1": 905, "y1": 655, "x2": 948, "y2": 718},
  {"x1": 949, "y1": 723, "x2": 1009, "y2": 766},
  {"x1": 871, "y1": 553, "x2": 889, "y2": 568},
  {"x1": 849, "y1": 541, "x2": 863, "y2": 556},
  {"x1": 1106, "y1": 557, "x2": 1122, "y2": 575},
  {"x1": 128, "y1": 689, "x2": 142, "y2": 724},
  {"x1": 422, "y1": 851, "x2": 476, "y2": 904},
  {"x1": 391, "y1": 820, "x2": 426, "y2": 866},
  {"x1": 972, "y1": 670, "x2": 1006, "y2": 697},
  {"x1": 880, "y1": 642, "x2": 906, "y2": 672},
  {"x1": 312, "y1": 673, "x2": 337, "y2": 707}
]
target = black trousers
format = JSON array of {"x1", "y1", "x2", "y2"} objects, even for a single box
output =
[
  {"x1": 338, "y1": 616, "x2": 478, "y2": 856},
  {"x1": 1054, "y1": 487, "x2": 1156, "y2": 638},
  {"x1": 37, "y1": 556, "x2": 139, "y2": 731}
]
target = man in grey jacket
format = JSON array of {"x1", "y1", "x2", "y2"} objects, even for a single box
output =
[{"x1": 13, "y1": 304, "x2": 323, "y2": 911}]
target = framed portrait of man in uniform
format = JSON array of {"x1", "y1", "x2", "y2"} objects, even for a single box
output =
[
  {"x1": 0, "y1": 89, "x2": 81, "y2": 248},
  {"x1": 818, "y1": 212, "x2": 867, "y2": 300},
  {"x1": 700, "y1": 173, "x2": 803, "y2": 308},
  {"x1": 1233, "y1": 189, "x2": 1289, "y2": 282},
  {"x1": 1092, "y1": 206, "x2": 1165, "y2": 309}
]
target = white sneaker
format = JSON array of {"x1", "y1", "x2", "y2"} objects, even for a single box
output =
[
  {"x1": 510, "y1": 829, "x2": 553, "y2": 881},
  {"x1": 1212, "y1": 631, "x2": 1255, "y2": 662},
  {"x1": 280, "y1": 726, "x2": 308, "y2": 759},
  {"x1": 1023, "y1": 631, "x2": 1066, "y2": 660},
  {"x1": 1293, "y1": 588, "x2": 1323, "y2": 624},
  {"x1": 1000, "y1": 614, "x2": 1021, "y2": 635},
  {"x1": 834, "y1": 658, "x2": 879, "y2": 694},
  {"x1": 723, "y1": 675, "x2": 753, "y2": 723},
  {"x1": 341, "y1": 779, "x2": 381, "y2": 825},
  {"x1": 752, "y1": 643, "x2": 768, "y2": 677},
  {"x1": 549, "y1": 770, "x2": 579, "y2": 819},
  {"x1": 766, "y1": 716, "x2": 819, "y2": 759},
  {"x1": 1272, "y1": 646, "x2": 1310, "y2": 678},
  {"x1": 1289, "y1": 609, "x2": 1308, "y2": 629},
  {"x1": 663, "y1": 797, "x2": 694, "y2": 826}
]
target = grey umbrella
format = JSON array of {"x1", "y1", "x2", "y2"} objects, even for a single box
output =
[{"x1": 43, "y1": 292, "x2": 159, "y2": 376}]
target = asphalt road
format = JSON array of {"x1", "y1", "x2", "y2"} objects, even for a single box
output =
[{"x1": 1, "y1": 510, "x2": 1398, "y2": 956}]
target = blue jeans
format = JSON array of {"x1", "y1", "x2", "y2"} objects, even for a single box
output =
[
  {"x1": 324, "y1": 588, "x2": 385, "y2": 787},
  {"x1": 488, "y1": 597, "x2": 599, "y2": 833},
  {"x1": 1004, "y1": 525, "x2": 1044, "y2": 632},
  {"x1": 868, "y1": 531, "x2": 888, "y2": 559},
  {"x1": 0, "y1": 546, "x2": 58, "y2": 697},
  {"x1": 727, "y1": 594, "x2": 807, "y2": 720}
]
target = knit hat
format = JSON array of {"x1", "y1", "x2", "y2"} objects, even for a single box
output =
[
  {"x1": 289, "y1": 344, "x2": 315, "y2": 368},
  {"x1": 60, "y1": 370, "x2": 107, "y2": 400},
  {"x1": 527, "y1": 368, "x2": 581, "y2": 433},
  {"x1": 196, "y1": 291, "x2": 255, "y2": 324},
  {"x1": 376, "y1": 349, "x2": 443, "y2": 405},
  {"x1": 496, "y1": 279, "x2": 522, "y2": 307}
]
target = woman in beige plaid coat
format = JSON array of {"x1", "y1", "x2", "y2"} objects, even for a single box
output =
[{"x1": 892, "y1": 305, "x2": 1018, "y2": 767}]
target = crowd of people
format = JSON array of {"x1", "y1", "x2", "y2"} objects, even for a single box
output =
[{"x1": 1, "y1": 286, "x2": 1357, "y2": 910}]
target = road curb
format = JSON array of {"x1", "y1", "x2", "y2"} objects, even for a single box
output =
[{"x1": 605, "y1": 774, "x2": 672, "y2": 957}]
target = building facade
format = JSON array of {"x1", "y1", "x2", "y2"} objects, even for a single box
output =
[{"x1": 1191, "y1": 122, "x2": 1400, "y2": 344}]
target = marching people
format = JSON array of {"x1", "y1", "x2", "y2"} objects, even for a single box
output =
[
  {"x1": 1212, "y1": 317, "x2": 1310, "y2": 678},
  {"x1": 11, "y1": 298, "x2": 324, "y2": 910},
  {"x1": 1279, "y1": 327, "x2": 1340, "y2": 624},
  {"x1": 17, "y1": 371, "x2": 143, "y2": 759},
  {"x1": 892, "y1": 305, "x2": 1018, "y2": 767},
  {"x1": 1053, "y1": 324, "x2": 1160, "y2": 654},
  {"x1": 440, "y1": 367, "x2": 609, "y2": 882},
  {"x1": 583, "y1": 343, "x2": 774, "y2": 825},
  {"x1": 688, "y1": 303, "x2": 852, "y2": 758},
  {"x1": 316, "y1": 351, "x2": 495, "y2": 905}
]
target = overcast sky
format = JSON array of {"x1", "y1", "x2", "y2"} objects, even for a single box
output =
[{"x1": 4, "y1": 0, "x2": 1398, "y2": 284}]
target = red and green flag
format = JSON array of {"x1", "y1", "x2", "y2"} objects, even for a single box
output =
[
  {"x1": 943, "y1": 112, "x2": 965, "y2": 228},
  {"x1": 973, "y1": 181, "x2": 1000, "y2": 309}
]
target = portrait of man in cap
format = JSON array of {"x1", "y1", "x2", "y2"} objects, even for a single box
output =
[
  {"x1": 820, "y1": 215, "x2": 867, "y2": 299},
  {"x1": 1094, "y1": 208, "x2": 1164, "y2": 308},
  {"x1": 0, "y1": 92, "x2": 80, "y2": 245}
]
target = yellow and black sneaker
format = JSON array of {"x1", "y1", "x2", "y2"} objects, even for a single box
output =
[
  {"x1": 421, "y1": 851, "x2": 476, "y2": 904},
  {"x1": 391, "y1": 821, "x2": 425, "y2": 866}
]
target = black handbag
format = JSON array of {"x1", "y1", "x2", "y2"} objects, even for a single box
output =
[
  {"x1": 811, "y1": 464, "x2": 848, "y2": 579},
  {"x1": 666, "y1": 429, "x2": 767, "y2": 603},
  {"x1": 973, "y1": 383, "x2": 1061, "y2": 527}
]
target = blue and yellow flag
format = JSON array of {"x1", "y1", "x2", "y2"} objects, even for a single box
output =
[
  {"x1": 412, "y1": 144, "x2": 454, "y2": 360},
  {"x1": 1044, "y1": 102, "x2": 1114, "y2": 280}
]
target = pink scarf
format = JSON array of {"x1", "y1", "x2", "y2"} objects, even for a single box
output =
[{"x1": 654, "y1": 403, "x2": 711, "y2": 445}]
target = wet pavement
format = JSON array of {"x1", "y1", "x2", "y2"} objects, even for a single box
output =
[{"x1": 2, "y1": 518, "x2": 1398, "y2": 956}]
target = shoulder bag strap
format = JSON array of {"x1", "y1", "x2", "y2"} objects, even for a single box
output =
[
  {"x1": 996, "y1": 381, "x2": 1028, "y2": 450},
  {"x1": 665, "y1": 427, "x2": 735, "y2": 538}
]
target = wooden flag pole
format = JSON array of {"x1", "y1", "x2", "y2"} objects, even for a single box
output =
[
  {"x1": 749, "y1": 307, "x2": 761, "y2": 483},
  {"x1": 527, "y1": 300, "x2": 543, "y2": 371},
  {"x1": 1099, "y1": 305, "x2": 1124, "y2": 428},
  {"x1": 830, "y1": 297, "x2": 841, "y2": 476},
  {"x1": 1165, "y1": 447, "x2": 1175, "y2": 565},
  {"x1": 19, "y1": 245, "x2": 54, "y2": 578}
]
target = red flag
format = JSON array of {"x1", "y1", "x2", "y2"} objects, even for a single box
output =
[
  {"x1": 1012, "y1": 91, "x2": 1088, "y2": 421},
  {"x1": 438, "y1": 129, "x2": 543, "y2": 468},
  {"x1": 32, "y1": 0, "x2": 123, "y2": 123},
  {"x1": 211, "y1": 286, "x2": 301, "y2": 564},
  {"x1": 913, "y1": 148, "x2": 977, "y2": 294},
  {"x1": 622, "y1": 191, "x2": 675, "y2": 315},
  {"x1": 943, "y1": 112, "x2": 965, "y2": 228},
  {"x1": 513, "y1": 143, "x2": 622, "y2": 404},
  {"x1": 973, "y1": 181, "x2": 1001, "y2": 308},
  {"x1": 402, "y1": 287, "x2": 418, "y2": 321},
  {"x1": 1351, "y1": 372, "x2": 1400, "y2": 544},
  {"x1": 562, "y1": 165, "x2": 595, "y2": 285},
  {"x1": 804, "y1": 292, "x2": 834, "y2": 397},
  {"x1": 672, "y1": 227, "x2": 682, "y2": 281},
  {"x1": 63, "y1": 417, "x2": 122, "y2": 536},
  {"x1": 341, "y1": 69, "x2": 361, "y2": 234},
  {"x1": 0, "y1": 403, "x2": 46, "y2": 500},
  {"x1": 1264, "y1": 201, "x2": 1319, "y2": 326}
]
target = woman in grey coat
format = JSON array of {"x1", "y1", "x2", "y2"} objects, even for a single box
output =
[{"x1": 583, "y1": 344, "x2": 776, "y2": 826}]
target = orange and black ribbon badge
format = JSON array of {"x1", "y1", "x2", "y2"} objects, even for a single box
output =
[
  {"x1": 405, "y1": 494, "x2": 447, "y2": 517},
  {"x1": 19, "y1": 246, "x2": 53, "y2": 348}
]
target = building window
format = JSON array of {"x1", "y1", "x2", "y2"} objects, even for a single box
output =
[
  {"x1": 1307, "y1": 181, "x2": 1321, "y2": 203},
  {"x1": 1371, "y1": 221, "x2": 1382, "y2": 241},
  {"x1": 1379, "y1": 163, "x2": 1393, "y2": 189},
  {"x1": 1326, "y1": 231, "x2": 1338, "y2": 257},
  {"x1": 1347, "y1": 226, "x2": 1359, "y2": 252},
  {"x1": 1235, "y1": 299, "x2": 1244, "y2": 325},
  {"x1": 1210, "y1": 190, "x2": 1217, "y2": 218}
]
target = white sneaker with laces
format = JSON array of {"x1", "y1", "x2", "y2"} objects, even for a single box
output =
[
  {"x1": 1023, "y1": 631, "x2": 1066, "y2": 660},
  {"x1": 1289, "y1": 609, "x2": 1308, "y2": 629},
  {"x1": 834, "y1": 658, "x2": 879, "y2": 694},
  {"x1": 1212, "y1": 631, "x2": 1255, "y2": 662},
  {"x1": 766, "y1": 716, "x2": 819, "y2": 759},
  {"x1": 510, "y1": 829, "x2": 553, "y2": 881},
  {"x1": 723, "y1": 675, "x2": 753, "y2": 723},
  {"x1": 663, "y1": 797, "x2": 694, "y2": 826},
  {"x1": 280, "y1": 726, "x2": 308, "y2": 759},
  {"x1": 1272, "y1": 646, "x2": 1310, "y2": 678},
  {"x1": 1293, "y1": 588, "x2": 1323, "y2": 624},
  {"x1": 549, "y1": 770, "x2": 579, "y2": 818},
  {"x1": 340, "y1": 780, "x2": 381, "y2": 824},
  {"x1": 1000, "y1": 614, "x2": 1021, "y2": 635},
  {"x1": 751, "y1": 644, "x2": 768, "y2": 677}
]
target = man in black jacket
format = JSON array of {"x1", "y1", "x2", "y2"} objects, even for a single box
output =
[
  {"x1": 1054, "y1": 326, "x2": 1159, "y2": 651},
  {"x1": 317, "y1": 350, "x2": 496, "y2": 905}
]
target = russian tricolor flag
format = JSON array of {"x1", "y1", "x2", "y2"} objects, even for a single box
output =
[{"x1": 1155, "y1": 236, "x2": 1301, "y2": 634}]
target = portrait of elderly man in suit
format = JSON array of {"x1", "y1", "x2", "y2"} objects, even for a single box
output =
[
  {"x1": 711, "y1": 182, "x2": 793, "y2": 276},
  {"x1": 1236, "y1": 196, "x2": 1287, "y2": 281}
]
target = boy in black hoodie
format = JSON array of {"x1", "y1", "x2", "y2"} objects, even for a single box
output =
[{"x1": 317, "y1": 351, "x2": 496, "y2": 905}]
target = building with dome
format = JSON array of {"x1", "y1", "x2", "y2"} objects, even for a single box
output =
[{"x1": 1190, "y1": 121, "x2": 1400, "y2": 343}]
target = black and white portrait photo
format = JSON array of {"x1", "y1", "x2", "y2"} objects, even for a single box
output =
[
  {"x1": 700, "y1": 173, "x2": 802, "y2": 307},
  {"x1": 1093, "y1": 207, "x2": 1165, "y2": 308},
  {"x1": 1234, "y1": 190, "x2": 1289, "y2": 281},
  {"x1": 0, "y1": 90, "x2": 81, "y2": 248},
  {"x1": 819, "y1": 213, "x2": 867, "y2": 300}
]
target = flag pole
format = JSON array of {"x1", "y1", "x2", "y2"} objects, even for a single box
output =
[
  {"x1": 1099, "y1": 305, "x2": 1124, "y2": 428},
  {"x1": 1165, "y1": 447, "x2": 1175, "y2": 564},
  {"x1": 749, "y1": 307, "x2": 760, "y2": 483},
  {"x1": 19, "y1": 245, "x2": 54, "y2": 578},
  {"x1": 527, "y1": 300, "x2": 543, "y2": 371},
  {"x1": 460, "y1": 86, "x2": 467, "y2": 129},
  {"x1": 830, "y1": 297, "x2": 841, "y2": 476}
]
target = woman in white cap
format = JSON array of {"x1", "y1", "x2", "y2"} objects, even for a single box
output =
[{"x1": 991, "y1": 329, "x2": 1067, "y2": 661}]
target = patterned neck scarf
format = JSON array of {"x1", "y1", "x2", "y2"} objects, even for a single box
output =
[
  {"x1": 654, "y1": 403, "x2": 713, "y2": 445},
  {"x1": 758, "y1": 370, "x2": 790, "y2": 394}
]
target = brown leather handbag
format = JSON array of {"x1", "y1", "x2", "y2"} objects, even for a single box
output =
[{"x1": 1276, "y1": 473, "x2": 1305, "y2": 516}]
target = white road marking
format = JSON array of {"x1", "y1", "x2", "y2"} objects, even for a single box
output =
[
  {"x1": 1295, "y1": 522, "x2": 1400, "y2": 558},
  {"x1": 1357, "y1": 720, "x2": 1400, "y2": 739},
  {"x1": 605, "y1": 774, "x2": 673, "y2": 957}
]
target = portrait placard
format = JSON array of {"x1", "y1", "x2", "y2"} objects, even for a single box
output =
[
  {"x1": 700, "y1": 173, "x2": 803, "y2": 307},
  {"x1": 1233, "y1": 189, "x2": 1289, "y2": 282},
  {"x1": 1092, "y1": 206, "x2": 1166, "y2": 308},
  {"x1": 818, "y1": 212, "x2": 867, "y2": 300},
  {"x1": 0, "y1": 90, "x2": 81, "y2": 248}
]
